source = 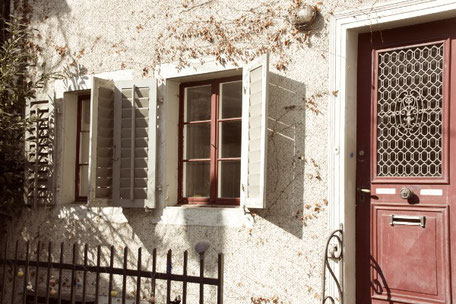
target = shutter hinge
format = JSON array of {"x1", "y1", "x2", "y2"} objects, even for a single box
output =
[
  {"x1": 157, "y1": 185, "x2": 163, "y2": 191},
  {"x1": 158, "y1": 97, "x2": 164, "y2": 104}
]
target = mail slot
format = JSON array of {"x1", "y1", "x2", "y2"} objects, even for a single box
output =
[{"x1": 390, "y1": 214, "x2": 426, "y2": 228}]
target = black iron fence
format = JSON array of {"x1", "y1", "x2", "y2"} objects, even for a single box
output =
[{"x1": 0, "y1": 240, "x2": 223, "y2": 304}]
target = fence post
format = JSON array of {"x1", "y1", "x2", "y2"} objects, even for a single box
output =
[
  {"x1": 108, "y1": 246, "x2": 114, "y2": 304},
  {"x1": 136, "y1": 248, "x2": 141, "y2": 304},
  {"x1": 217, "y1": 254, "x2": 223, "y2": 304},
  {"x1": 70, "y1": 243, "x2": 78, "y2": 304},
  {"x1": 151, "y1": 249, "x2": 156, "y2": 300},
  {"x1": 0, "y1": 238, "x2": 8, "y2": 304},
  {"x1": 21, "y1": 242, "x2": 30, "y2": 304},
  {"x1": 182, "y1": 251, "x2": 188, "y2": 304},
  {"x1": 57, "y1": 243, "x2": 64, "y2": 304},
  {"x1": 82, "y1": 244, "x2": 88, "y2": 304},
  {"x1": 199, "y1": 252, "x2": 204, "y2": 304},
  {"x1": 166, "y1": 250, "x2": 172, "y2": 304},
  {"x1": 95, "y1": 245, "x2": 101, "y2": 304},
  {"x1": 45, "y1": 242, "x2": 52, "y2": 304},
  {"x1": 122, "y1": 247, "x2": 128, "y2": 304},
  {"x1": 34, "y1": 241, "x2": 41, "y2": 304}
]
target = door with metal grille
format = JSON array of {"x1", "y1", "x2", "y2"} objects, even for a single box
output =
[{"x1": 356, "y1": 18, "x2": 456, "y2": 304}]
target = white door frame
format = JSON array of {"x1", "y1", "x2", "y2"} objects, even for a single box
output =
[{"x1": 328, "y1": 0, "x2": 456, "y2": 302}]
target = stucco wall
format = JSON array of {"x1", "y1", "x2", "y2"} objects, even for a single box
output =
[{"x1": 5, "y1": 0, "x2": 388, "y2": 303}]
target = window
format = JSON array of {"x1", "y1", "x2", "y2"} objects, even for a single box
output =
[
  {"x1": 179, "y1": 76, "x2": 242, "y2": 205},
  {"x1": 75, "y1": 94, "x2": 90, "y2": 201},
  {"x1": 49, "y1": 54, "x2": 269, "y2": 209}
]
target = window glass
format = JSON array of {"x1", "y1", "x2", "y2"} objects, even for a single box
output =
[
  {"x1": 77, "y1": 96, "x2": 90, "y2": 199},
  {"x1": 219, "y1": 81, "x2": 242, "y2": 118},
  {"x1": 184, "y1": 162, "x2": 210, "y2": 197},
  {"x1": 218, "y1": 160, "x2": 241, "y2": 198},
  {"x1": 185, "y1": 85, "x2": 211, "y2": 122},
  {"x1": 184, "y1": 123, "x2": 211, "y2": 159},
  {"x1": 218, "y1": 121, "x2": 241, "y2": 158},
  {"x1": 180, "y1": 77, "x2": 242, "y2": 204}
]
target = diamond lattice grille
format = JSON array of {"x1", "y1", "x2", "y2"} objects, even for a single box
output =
[{"x1": 376, "y1": 43, "x2": 444, "y2": 177}]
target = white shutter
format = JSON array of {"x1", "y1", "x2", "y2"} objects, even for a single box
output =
[
  {"x1": 113, "y1": 79, "x2": 157, "y2": 208},
  {"x1": 241, "y1": 54, "x2": 269, "y2": 209},
  {"x1": 88, "y1": 77, "x2": 115, "y2": 205},
  {"x1": 25, "y1": 99, "x2": 54, "y2": 207}
]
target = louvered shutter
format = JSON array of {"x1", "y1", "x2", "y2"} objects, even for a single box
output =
[
  {"x1": 25, "y1": 99, "x2": 54, "y2": 207},
  {"x1": 88, "y1": 77, "x2": 115, "y2": 205},
  {"x1": 113, "y1": 79, "x2": 157, "y2": 208},
  {"x1": 241, "y1": 54, "x2": 269, "y2": 209}
]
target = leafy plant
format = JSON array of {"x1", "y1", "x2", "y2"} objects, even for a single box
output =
[{"x1": 0, "y1": 16, "x2": 50, "y2": 208}]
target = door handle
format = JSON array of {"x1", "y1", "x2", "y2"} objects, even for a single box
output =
[
  {"x1": 357, "y1": 188, "x2": 371, "y2": 193},
  {"x1": 390, "y1": 215, "x2": 425, "y2": 228}
]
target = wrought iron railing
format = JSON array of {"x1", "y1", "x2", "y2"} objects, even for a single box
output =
[
  {"x1": 321, "y1": 225, "x2": 343, "y2": 304},
  {"x1": 0, "y1": 240, "x2": 223, "y2": 304}
]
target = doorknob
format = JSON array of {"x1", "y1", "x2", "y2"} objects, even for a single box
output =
[{"x1": 400, "y1": 187, "x2": 414, "y2": 199}]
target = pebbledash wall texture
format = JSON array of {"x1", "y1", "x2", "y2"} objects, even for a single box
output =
[{"x1": 4, "y1": 0, "x2": 390, "y2": 303}]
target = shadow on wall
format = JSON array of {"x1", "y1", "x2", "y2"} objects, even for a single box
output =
[{"x1": 256, "y1": 72, "x2": 307, "y2": 239}]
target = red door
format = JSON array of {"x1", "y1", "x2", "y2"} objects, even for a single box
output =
[{"x1": 356, "y1": 18, "x2": 456, "y2": 303}]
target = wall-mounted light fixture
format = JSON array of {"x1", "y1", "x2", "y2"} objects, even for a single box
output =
[{"x1": 293, "y1": 5, "x2": 317, "y2": 31}]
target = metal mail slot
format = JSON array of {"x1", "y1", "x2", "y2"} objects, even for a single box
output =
[{"x1": 390, "y1": 214, "x2": 426, "y2": 228}]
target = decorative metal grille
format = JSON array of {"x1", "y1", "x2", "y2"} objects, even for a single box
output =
[{"x1": 376, "y1": 42, "x2": 444, "y2": 177}]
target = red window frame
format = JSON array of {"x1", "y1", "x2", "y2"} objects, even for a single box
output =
[
  {"x1": 75, "y1": 94, "x2": 90, "y2": 202},
  {"x1": 178, "y1": 76, "x2": 242, "y2": 205}
]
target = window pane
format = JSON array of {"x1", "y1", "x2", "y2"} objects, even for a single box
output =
[
  {"x1": 81, "y1": 98, "x2": 90, "y2": 131},
  {"x1": 79, "y1": 165, "x2": 88, "y2": 197},
  {"x1": 218, "y1": 160, "x2": 240, "y2": 198},
  {"x1": 219, "y1": 121, "x2": 241, "y2": 158},
  {"x1": 185, "y1": 85, "x2": 211, "y2": 122},
  {"x1": 184, "y1": 123, "x2": 211, "y2": 159},
  {"x1": 184, "y1": 162, "x2": 210, "y2": 197},
  {"x1": 220, "y1": 81, "x2": 242, "y2": 118},
  {"x1": 79, "y1": 132, "x2": 89, "y2": 164}
]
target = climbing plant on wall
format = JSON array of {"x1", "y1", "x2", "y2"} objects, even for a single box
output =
[{"x1": 0, "y1": 16, "x2": 50, "y2": 208}]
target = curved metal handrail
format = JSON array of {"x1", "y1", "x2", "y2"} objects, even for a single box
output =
[{"x1": 321, "y1": 226, "x2": 343, "y2": 304}]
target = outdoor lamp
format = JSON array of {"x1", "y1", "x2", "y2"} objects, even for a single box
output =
[
  {"x1": 293, "y1": 5, "x2": 317, "y2": 30},
  {"x1": 194, "y1": 240, "x2": 210, "y2": 254}
]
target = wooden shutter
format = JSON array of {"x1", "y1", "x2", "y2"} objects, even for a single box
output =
[
  {"x1": 241, "y1": 54, "x2": 269, "y2": 209},
  {"x1": 25, "y1": 99, "x2": 54, "y2": 207},
  {"x1": 88, "y1": 77, "x2": 115, "y2": 205},
  {"x1": 113, "y1": 79, "x2": 157, "y2": 208}
]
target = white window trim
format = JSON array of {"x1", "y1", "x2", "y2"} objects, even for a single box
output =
[
  {"x1": 329, "y1": 0, "x2": 456, "y2": 302},
  {"x1": 155, "y1": 57, "x2": 258, "y2": 227}
]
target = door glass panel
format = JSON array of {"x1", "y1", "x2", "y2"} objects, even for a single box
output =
[{"x1": 376, "y1": 42, "x2": 444, "y2": 177}]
